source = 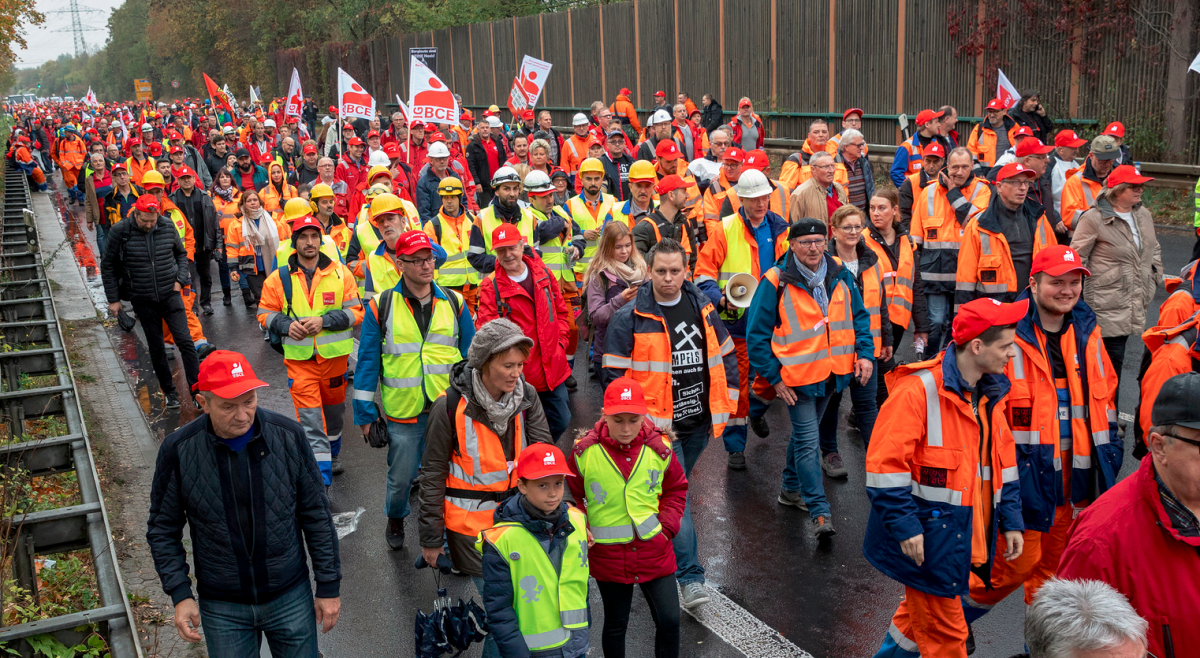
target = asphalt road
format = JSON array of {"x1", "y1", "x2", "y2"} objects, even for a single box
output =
[{"x1": 65, "y1": 185, "x2": 1195, "y2": 657}]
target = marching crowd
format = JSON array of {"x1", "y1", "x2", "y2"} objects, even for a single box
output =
[{"x1": 5, "y1": 84, "x2": 1200, "y2": 658}]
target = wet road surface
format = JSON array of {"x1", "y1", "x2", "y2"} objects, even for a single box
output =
[{"x1": 63, "y1": 186, "x2": 1195, "y2": 657}]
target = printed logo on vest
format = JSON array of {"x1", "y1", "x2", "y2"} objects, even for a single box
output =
[
  {"x1": 919, "y1": 466, "x2": 948, "y2": 488},
  {"x1": 323, "y1": 291, "x2": 336, "y2": 305}
]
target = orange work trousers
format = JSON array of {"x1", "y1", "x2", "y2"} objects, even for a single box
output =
[
  {"x1": 61, "y1": 166, "x2": 79, "y2": 188},
  {"x1": 163, "y1": 285, "x2": 207, "y2": 348},
  {"x1": 445, "y1": 283, "x2": 480, "y2": 318},
  {"x1": 285, "y1": 355, "x2": 348, "y2": 486},
  {"x1": 965, "y1": 504, "x2": 1075, "y2": 619},
  {"x1": 882, "y1": 586, "x2": 969, "y2": 658}
]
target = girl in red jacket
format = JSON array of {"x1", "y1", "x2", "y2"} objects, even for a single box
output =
[{"x1": 567, "y1": 378, "x2": 687, "y2": 658}]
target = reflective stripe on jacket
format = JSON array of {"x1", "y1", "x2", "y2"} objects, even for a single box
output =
[
  {"x1": 865, "y1": 234, "x2": 917, "y2": 330},
  {"x1": 954, "y1": 197, "x2": 1054, "y2": 310},
  {"x1": 1060, "y1": 170, "x2": 1102, "y2": 231},
  {"x1": 256, "y1": 258, "x2": 362, "y2": 361},
  {"x1": 910, "y1": 177, "x2": 992, "y2": 294},
  {"x1": 445, "y1": 395, "x2": 525, "y2": 538}
]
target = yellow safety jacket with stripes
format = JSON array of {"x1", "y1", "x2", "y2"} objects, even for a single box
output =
[
  {"x1": 566, "y1": 193, "x2": 615, "y2": 278},
  {"x1": 575, "y1": 437, "x2": 671, "y2": 544},
  {"x1": 377, "y1": 283, "x2": 464, "y2": 419}
]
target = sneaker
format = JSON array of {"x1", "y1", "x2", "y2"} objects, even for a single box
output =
[
  {"x1": 201, "y1": 302, "x2": 214, "y2": 316},
  {"x1": 966, "y1": 625, "x2": 976, "y2": 655},
  {"x1": 386, "y1": 518, "x2": 405, "y2": 550},
  {"x1": 564, "y1": 374, "x2": 578, "y2": 393},
  {"x1": 222, "y1": 291, "x2": 233, "y2": 307},
  {"x1": 810, "y1": 515, "x2": 836, "y2": 540},
  {"x1": 331, "y1": 456, "x2": 344, "y2": 475},
  {"x1": 777, "y1": 490, "x2": 807, "y2": 511},
  {"x1": 749, "y1": 415, "x2": 770, "y2": 438},
  {"x1": 164, "y1": 392, "x2": 181, "y2": 409},
  {"x1": 679, "y1": 582, "x2": 711, "y2": 609},
  {"x1": 822, "y1": 452, "x2": 849, "y2": 478},
  {"x1": 727, "y1": 451, "x2": 747, "y2": 471}
]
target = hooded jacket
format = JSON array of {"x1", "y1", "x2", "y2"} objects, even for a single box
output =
[{"x1": 419, "y1": 361, "x2": 552, "y2": 576}]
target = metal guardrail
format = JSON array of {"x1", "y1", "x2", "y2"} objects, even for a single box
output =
[{"x1": 0, "y1": 164, "x2": 140, "y2": 656}]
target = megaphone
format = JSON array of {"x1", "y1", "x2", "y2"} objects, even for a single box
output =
[{"x1": 724, "y1": 272, "x2": 758, "y2": 309}]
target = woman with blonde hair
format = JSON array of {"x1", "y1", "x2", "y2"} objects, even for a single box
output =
[{"x1": 584, "y1": 222, "x2": 648, "y2": 382}]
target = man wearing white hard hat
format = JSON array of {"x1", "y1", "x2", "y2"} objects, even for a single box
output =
[
  {"x1": 560, "y1": 113, "x2": 594, "y2": 176},
  {"x1": 415, "y1": 140, "x2": 454, "y2": 225},
  {"x1": 636, "y1": 109, "x2": 679, "y2": 163},
  {"x1": 694, "y1": 169, "x2": 791, "y2": 471}
]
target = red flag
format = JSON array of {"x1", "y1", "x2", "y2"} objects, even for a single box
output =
[{"x1": 203, "y1": 73, "x2": 238, "y2": 120}]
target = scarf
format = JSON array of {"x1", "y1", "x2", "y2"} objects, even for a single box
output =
[
  {"x1": 470, "y1": 368, "x2": 525, "y2": 435},
  {"x1": 609, "y1": 258, "x2": 647, "y2": 287},
  {"x1": 492, "y1": 196, "x2": 519, "y2": 223},
  {"x1": 213, "y1": 185, "x2": 234, "y2": 203},
  {"x1": 798, "y1": 254, "x2": 829, "y2": 315},
  {"x1": 241, "y1": 207, "x2": 280, "y2": 262}
]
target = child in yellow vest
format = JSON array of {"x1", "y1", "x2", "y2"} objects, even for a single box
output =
[{"x1": 478, "y1": 443, "x2": 591, "y2": 658}]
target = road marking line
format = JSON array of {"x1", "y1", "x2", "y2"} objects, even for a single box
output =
[{"x1": 683, "y1": 585, "x2": 813, "y2": 658}]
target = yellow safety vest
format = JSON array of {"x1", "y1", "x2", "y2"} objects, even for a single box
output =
[
  {"x1": 476, "y1": 506, "x2": 590, "y2": 651},
  {"x1": 362, "y1": 245, "x2": 401, "y2": 302},
  {"x1": 278, "y1": 265, "x2": 356, "y2": 361},
  {"x1": 480, "y1": 205, "x2": 538, "y2": 252},
  {"x1": 378, "y1": 284, "x2": 463, "y2": 419},
  {"x1": 566, "y1": 193, "x2": 615, "y2": 276},
  {"x1": 609, "y1": 199, "x2": 659, "y2": 232},
  {"x1": 575, "y1": 438, "x2": 671, "y2": 544},
  {"x1": 274, "y1": 235, "x2": 344, "y2": 269},
  {"x1": 534, "y1": 205, "x2": 576, "y2": 285},
  {"x1": 715, "y1": 215, "x2": 754, "y2": 322},
  {"x1": 432, "y1": 211, "x2": 481, "y2": 286}
]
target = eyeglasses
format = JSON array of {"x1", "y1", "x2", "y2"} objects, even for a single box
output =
[
  {"x1": 813, "y1": 164, "x2": 836, "y2": 171},
  {"x1": 1001, "y1": 179, "x2": 1034, "y2": 188},
  {"x1": 399, "y1": 255, "x2": 436, "y2": 266},
  {"x1": 1164, "y1": 432, "x2": 1200, "y2": 453},
  {"x1": 838, "y1": 225, "x2": 864, "y2": 233},
  {"x1": 1127, "y1": 184, "x2": 1145, "y2": 192},
  {"x1": 795, "y1": 238, "x2": 827, "y2": 249},
  {"x1": 849, "y1": 141, "x2": 866, "y2": 148}
]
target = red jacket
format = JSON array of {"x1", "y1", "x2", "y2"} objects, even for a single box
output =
[
  {"x1": 567, "y1": 419, "x2": 687, "y2": 585},
  {"x1": 476, "y1": 254, "x2": 571, "y2": 392},
  {"x1": 1058, "y1": 455, "x2": 1200, "y2": 658},
  {"x1": 335, "y1": 152, "x2": 369, "y2": 218}
]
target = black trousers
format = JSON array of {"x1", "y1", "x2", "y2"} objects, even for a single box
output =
[
  {"x1": 1102, "y1": 334, "x2": 1129, "y2": 410},
  {"x1": 595, "y1": 575, "x2": 680, "y2": 658},
  {"x1": 245, "y1": 272, "x2": 267, "y2": 303},
  {"x1": 131, "y1": 294, "x2": 200, "y2": 396}
]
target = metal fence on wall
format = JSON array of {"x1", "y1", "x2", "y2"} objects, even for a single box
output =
[{"x1": 272, "y1": 0, "x2": 1199, "y2": 161}]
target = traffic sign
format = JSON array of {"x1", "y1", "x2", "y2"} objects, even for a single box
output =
[
  {"x1": 171, "y1": 80, "x2": 179, "y2": 89},
  {"x1": 134, "y1": 79, "x2": 153, "y2": 102}
]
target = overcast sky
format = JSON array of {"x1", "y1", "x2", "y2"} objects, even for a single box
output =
[{"x1": 15, "y1": 0, "x2": 124, "y2": 69}]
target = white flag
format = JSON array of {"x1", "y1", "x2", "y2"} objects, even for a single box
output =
[
  {"x1": 338, "y1": 68, "x2": 375, "y2": 120},
  {"x1": 249, "y1": 86, "x2": 260, "y2": 105},
  {"x1": 408, "y1": 57, "x2": 458, "y2": 125},
  {"x1": 395, "y1": 95, "x2": 410, "y2": 125},
  {"x1": 285, "y1": 69, "x2": 304, "y2": 117},
  {"x1": 1190, "y1": 50, "x2": 1200, "y2": 75},
  {"x1": 996, "y1": 69, "x2": 1020, "y2": 109}
]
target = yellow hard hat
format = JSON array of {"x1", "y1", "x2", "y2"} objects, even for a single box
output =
[
  {"x1": 628, "y1": 160, "x2": 657, "y2": 183},
  {"x1": 364, "y1": 182, "x2": 392, "y2": 199},
  {"x1": 578, "y1": 158, "x2": 605, "y2": 175},
  {"x1": 368, "y1": 165, "x2": 392, "y2": 183},
  {"x1": 369, "y1": 193, "x2": 405, "y2": 224},
  {"x1": 437, "y1": 177, "x2": 464, "y2": 196},
  {"x1": 309, "y1": 183, "x2": 335, "y2": 200},
  {"x1": 140, "y1": 170, "x2": 165, "y2": 189},
  {"x1": 283, "y1": 197, "x2": 313, "y2": 223}
]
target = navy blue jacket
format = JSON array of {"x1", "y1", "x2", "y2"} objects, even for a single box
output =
[
  {"x1": 696, "y1": 207, "x2": 791, "y2": 339},
  {"x1": 147, "y1": 409, "x2": 340, "y2": 605}
]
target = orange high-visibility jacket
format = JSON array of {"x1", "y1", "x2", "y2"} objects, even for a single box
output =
[
  {"x1": 444, "y1": 394, "x2": 524, "y2": 537},
  {"x1": 865, "y1": 233, "x2": 919, "y2": 330},
  {"x1": 1138, "y1": 312, "x2": 1200, "y2": 441},
  {"x1": 954, "y1": 199, "x2": 1054, "y2": 311},
  {"x1": 1059, "y1": 169, "x2": 1103, "y2": 231}
]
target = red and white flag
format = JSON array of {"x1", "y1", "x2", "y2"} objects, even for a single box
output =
[
  {"x1": 395, "y1": 95, "x2": 411, "y2": 125},
  {"x1": 408, "y1": 56, "x2": 458, "y2": 125},
  {"x1": 285, "y1": 68, "x2": 304, "y2": 117},
  {"x1": 338, "y1": 68, "x2": 375, "y2": 120},
  {"x1": 83, "y1": 87, "x2": 99, "y2": 107},
  {"x1": 996, "y1": 69, "x2": 1020, "y2": 109},
  {"x1": 506, "y1": 56, "x2": 553, "y2": 117}
]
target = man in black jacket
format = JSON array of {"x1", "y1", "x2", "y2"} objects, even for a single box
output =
[
  {"x1": 701, "y1": 94, "x2": 724, "y2": 135},
  {"x1": 101, "y1": 194, "x2": 200, "y2": 409},
  {"x1": 465, "y1": 120, "x2": 509, "y2": 207},
  {"x1": 147, "y1": 351, "x2": 341, "y2": 657},
  {"x1": 169, "y1": 168, "x2": 226, "y2": 312}
]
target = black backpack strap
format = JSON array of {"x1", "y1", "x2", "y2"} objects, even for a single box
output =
[
  {"x1": 446, "y1": 386, "x2": 464, "y2": 456},
  {"x1": 433, "y1": 215, "x2": 443, "y2": 243},
  {"x1": 377, "y1": 287, "x2": 393, "y2": 339},
  {"x1": 493, "y1": 276, "x2": 511, "y2": 317}
]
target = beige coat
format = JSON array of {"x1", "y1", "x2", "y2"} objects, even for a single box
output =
[
  {"x1": 788, "y1": 177, "x2": 848, "y2": 224},
  {"x1": 1070, "y1": 192, "x2": 1162, "y2": 337}
]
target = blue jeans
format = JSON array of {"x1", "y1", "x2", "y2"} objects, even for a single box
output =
[
  {"x1": 781, "y1": 391, "x2": 831, "y2": 519},
  {"x1": 926, "y1": 293, "x2": 953, "y2": 354},
  {"x1": 385, "y1": 414, "x2": 427, "y2": 519},
  {"x1": 539, "y1": 383, "x2": 571, "y2": 444},
  {"x1": 197, "y1": 579, "x2": 318, "y2": 658},
  {"x1": 471, "y1": 576, "x2": 501, "y2": 658},
  {"x1": 670, "y1": 427, "x2": 708, "y2": 585},
  {"x1": 818, "y1": 368, "x2": 879, "y2": 455},
  {"x1": 95, "y1": 223, "x2": 108, "y2": 259}
]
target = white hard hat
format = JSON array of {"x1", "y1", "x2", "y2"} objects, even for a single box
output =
[
  {"x1": 367, "y1": 150, "x2": 390, "y2": 167},
  {"x1": 736, "y1": 169, "x2": 773, "y2": 199},
  {"x1": 572, "y1": 113, "x2": 589, "y2": 126},
  {"x1": 486, "y1": 116, "x2": 503, "y2": 128},
  {"x1": 264, "y1": 118, "x2": 276, "y2": 128},
  {"x1": 141, "y1": 123, "x2": 152, "y2": 131},
  {"x1": 648, "y1": 109, "x2": 672, "y2": 127},
  {"x1": 523, "y1": 170, "x2": 553, "y2": 194},
  {"x1": 491, "y1": 165, "x2": 521, "y2": 187},
  {"x1": 427, "y1": 141, "x2": 450, "y2": 158}
]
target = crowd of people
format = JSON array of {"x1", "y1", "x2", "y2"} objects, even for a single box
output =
[{"x1": 5, "y1": 84, "x2": 1199, "y2": 658}]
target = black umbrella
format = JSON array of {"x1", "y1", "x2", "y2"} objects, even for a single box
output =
[{"x1": 413, "y1": 552, "x2": 489, "y2": 656}]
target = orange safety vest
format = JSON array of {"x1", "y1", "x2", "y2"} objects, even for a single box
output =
[
  {"x1": 444, "y1": 395, "x2": 525, "y2": 538},
  {"x1": 967, "y1": 122, "x2": 1019, "y2": 167},
  {"x1": 126, "y1": 156, "x2": 156, "y2": 186},
  {"x1": 763, "y1": 267, "x2": 855, "y2": 387},
  {"x1": 955, "y1": 205, "x2": 1054, "y2": 307},
  {"x1": 864, "y1": 233, "x2": 918, "y2": 330},
  {"x1": 1059, "y1": 170, "x2": 1102, "y2": 231}
]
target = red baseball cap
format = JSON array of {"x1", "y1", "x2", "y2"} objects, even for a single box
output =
[
  {"x1": 520, "y1": 109, "x2": 534, "y2": 120},
  {"x1": 134, "y1": 195, "x2": 159, "y2": 212},
  {"x1": 175, "y1": 166, "x2": 196, "y2": 179},
  {"x1": 738, "y1": 97, "x2": 752, "y2": 108},
  {"x1": 430, "y1": 132, "x2": 447, "y2": 143},
  {"x1": 169, "y1": 145, "x2": 184, "y2": 155},
  {"x1": 110, "y1": 162, "x2": 127, "y2": 174},
  {"x1": 986, "y1": 98, "x2": 1006, "y2": 111},
  {"x1": 923, "y1": 141, "x2": 946, "y2": 159},
  {"x1": 382, "y1": 142, "x2": 401, "y2": 158},
  {"x1": 191, "y1": 350, "x2": 269, "y2": 397},
  {"x1": 655, "y1": 139, "x2": 680, "y2": 159},
  {"x1": 515, "y1": 443, "x2": 574, "y2": 480},
  {"x1": 915, "y1": 109, "x2": 944, "y2": 126},
  {"x1": 952, "y1": 298, "x2": 1029, "y2": 345},
  {"x1": 328, "y1": 105, "x2": 337, "y2": 113},
  {"x1": 1104, "y1": 121, "x2": 1125, "y2": 138},
  {"x1": 491, "y1": 224, "x2": 522, "y2": 249},
  {"x1": 842, "y1": 108, "x2": 863, "y2": 120},
  {"x1": 620, "y1": 87, "x2": 632, "y2": 96},
  {"x1": 127, "y1": 137, "x2": 141, "y2": 146},
  {"x1": 346, "y1": 136, "x2": 364, "y2": 146},
  {"x1": 367, "y1": 130, "x2": 380, "y2": 138},
  {"x1": 722, "y1": 147, "x2": 746, "y2": 163},
  {"x1": 1105, "y1": 164, "x2": 1153, "y2": 188},
  {"x1": 996, "y1": 162, "x2": 1037, "y2": 182},
  {"x1": 654, "y1": 90, "x2": 666, "y2": 98},
  {"x1": 1015, "y1": 137, "x2": 1054, "y2": 157},
  {"x1": 1031, "y1": 245, "x2": 1090, "y2": 277},
  {"x1": 744, "y1": 149, "x2": 769, "y2": 171},
  {"x1": 1054, "y1": 129, "x2": 1087, "y2": 148},
  {"x1": 169, "y1": 131, "x2": 183, "y2": 140},
  {"x1": 303, "y1": 143, "x2": 318, "y2": 155},
  {"x1": 604, "y1": 377, "x2": 649, "y2": 416},
  {"x1": 1012, "y1": 126, "x2": 1034, "y2": 139},
  {"x1": 394, "y1": 230, "x2": 434, "y2": 256},
  {"x1": 290, "y1": 214, "x2": 321, "y2": 233},
  {"x1": 656, "y1": 174, "x2": 688, "y2": 195}
]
